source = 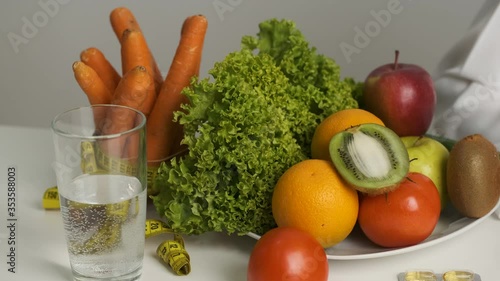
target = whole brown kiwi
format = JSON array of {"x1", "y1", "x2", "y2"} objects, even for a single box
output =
[{"x1": 447, "y1": 134, "x2": 500, "y2": 218}]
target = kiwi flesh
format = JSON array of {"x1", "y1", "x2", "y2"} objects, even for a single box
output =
[
  {"x1": 329, "y1": 123, "x2": 409, "y2": 195},
  {"x1": 446, "y1": 134, "x2": 500, "y2": 218}
]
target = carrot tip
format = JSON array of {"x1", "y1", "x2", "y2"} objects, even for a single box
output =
[
  {"x1": 110, "y1": 6, "x2": 130, "y2": 15},
  {"x1": 72, "y1": 61, "x2": 83, "y2": 70},
  {"x1": 82, "y1": 47, "x2": 97, "y2": 53},
  {"x1": 80, "y1": 47, "x2": 98, "y2": 61}
]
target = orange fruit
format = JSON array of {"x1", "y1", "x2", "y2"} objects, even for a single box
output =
[
  {"x1": 272, "y1": 159, "x2": 359, "y2": 248},
  {"x1": 311, "y1": 108, "x2": 384, "y2": 160}
]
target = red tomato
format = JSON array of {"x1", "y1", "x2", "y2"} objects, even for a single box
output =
[
  {"x1": 358, "y1": 172, "x2": 441, "y2": 248},
  {"x1": 247, "y1": 227, "x2": 328, "y2": 281}
]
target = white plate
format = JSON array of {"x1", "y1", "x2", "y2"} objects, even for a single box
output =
[{"x1": 247, "y1": 199, "x2": 500, "y2": 260}]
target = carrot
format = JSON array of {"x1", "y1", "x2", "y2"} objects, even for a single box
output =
[
  {"x1": 80, "y1": 47, "x2": 121, "y2": 94},
  {"x1": 72, "y1": 61, "x2": 114, "y2": 134},
  {"x1": 110, "y1": 7, "x2": 163, "y2": 94},
  {"x1": 100, "y1": 65, "x2": 152, "y2": 158},
  {"x1": 170, "y1": 15, "x2": 209, "y2": 156},
  {"x1": 120, "y1": 29, "x2": 163, "y2": 95},
  {"x1": 181, "y1": 19, "x2": 203, "y2": 78},
  {"x1": 72, "y1": 61, "x2": 113, "y2": 105},
  {"x1": 110, "y1": 6, "x2": 141, "y2": 38},
  {"x1": 107, "y1": 65, "x2": 152, "y2": 127},
  {"x1": 129, "y1": 67, "x2": 156, "y2": 119},
  {"x1": 122, "y1": 114, "x2": 144, "y2": 160},
  {"x1": 146, "y1": 14, "x2": 208, "y2": 163}
]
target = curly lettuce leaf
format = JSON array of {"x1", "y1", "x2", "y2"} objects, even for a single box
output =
[{"x1": 241, "y1": 19, "x2": 358, "y2": 154}]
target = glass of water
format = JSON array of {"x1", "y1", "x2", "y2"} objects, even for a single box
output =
[{"x1": 51, "y1": 105, "x2": 147, "y2": 281}]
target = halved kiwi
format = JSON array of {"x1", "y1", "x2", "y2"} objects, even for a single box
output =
[{"x1": 328, "y1": 123, "x2": 409, "y2": 194}]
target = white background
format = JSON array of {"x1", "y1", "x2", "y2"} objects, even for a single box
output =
[{"x1": 0, "y1": 0, "x2": 487, "y2": 128}]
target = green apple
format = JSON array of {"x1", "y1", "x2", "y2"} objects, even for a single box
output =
[{"x1": 401, "y1": 136, "x2": 449, "y2": 210}]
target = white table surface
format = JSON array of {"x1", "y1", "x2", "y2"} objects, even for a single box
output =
[{"x1": 0, "y1": 124, "x2": 499, "y2": 281}]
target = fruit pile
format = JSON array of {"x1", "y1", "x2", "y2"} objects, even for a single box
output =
[{"x1": 248, "y1": 51, "x2": 500, "y2": 281}]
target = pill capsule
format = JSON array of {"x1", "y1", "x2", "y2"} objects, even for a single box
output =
[
  {"x1": 404, "y1": 270, "x2": 437, "y2": 281},
  {"x1": 443, "y1": 270, "x2": 475, "y2": 281}
]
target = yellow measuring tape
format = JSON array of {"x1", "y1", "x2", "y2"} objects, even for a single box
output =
[
  {"x1": 42, "y1": 186, "x2": 60, "y2": 210},
  {"x1": 146, "y1": 219, "x2": 191, "y2": 275},
  {"x1": 43, "y1": 141, "x2": 190, "y2": 276}
]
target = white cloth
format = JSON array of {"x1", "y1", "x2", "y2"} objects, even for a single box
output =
[{"x1": 430, "y1": 0, "x2": 500, "y2": 150}]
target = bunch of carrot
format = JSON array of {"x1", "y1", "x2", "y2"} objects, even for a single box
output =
[{"x1": 72, "y1": 7, "x2": 208, "y2": 165}]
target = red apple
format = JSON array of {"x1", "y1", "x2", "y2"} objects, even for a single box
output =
[{"x1": 363, "y1": 50, "x2": 436, "y2": 137}]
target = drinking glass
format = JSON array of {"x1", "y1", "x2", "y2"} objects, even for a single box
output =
[{"x1": 51, "y1": 104, "x2": 147, "y2": 281}]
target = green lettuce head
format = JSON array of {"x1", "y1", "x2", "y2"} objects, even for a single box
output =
[{"x1": 152, "y1": 18, "x2": 359, "y2": 235}]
